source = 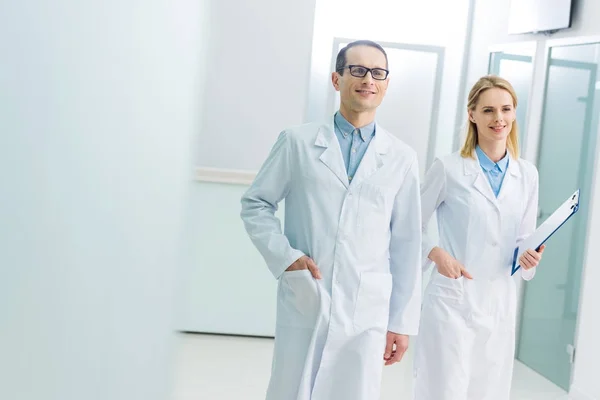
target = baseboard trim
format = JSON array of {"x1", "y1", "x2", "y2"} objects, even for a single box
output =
[
  {"x1": 179, "y1": 330, "x2": 274, "y2": 340},
  {"x1": 195, "y1": 167, "x2": 257, "y2": 185}
]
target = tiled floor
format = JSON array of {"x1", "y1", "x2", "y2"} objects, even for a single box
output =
[{"x1": 171, "y1": 333, "x2": 569, "y2": 400}]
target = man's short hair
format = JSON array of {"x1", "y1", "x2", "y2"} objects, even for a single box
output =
[{"x1": 335, "y1": 40, "x2": 388, "y2": 75}]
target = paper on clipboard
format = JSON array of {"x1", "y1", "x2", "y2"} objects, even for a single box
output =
[{"x1": 511, "y1": 189, "x2": 580, "y2": 275}]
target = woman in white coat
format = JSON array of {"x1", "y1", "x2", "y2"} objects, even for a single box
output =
[{"x1": 413, "y1": 75, "x2": 545, "y2": 400}]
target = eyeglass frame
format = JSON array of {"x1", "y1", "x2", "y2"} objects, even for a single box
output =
[{"x1": 336, "y1": 64, "x2": 390, "y2": 80}]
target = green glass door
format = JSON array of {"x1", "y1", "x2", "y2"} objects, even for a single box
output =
[{"x1": 517, "y1": 42, "x2": 600, "y2": 390}]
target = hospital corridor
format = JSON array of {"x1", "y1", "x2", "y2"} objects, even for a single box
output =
[{"x1": 3, "y1": 0, "x2": 600, "y2": 399}]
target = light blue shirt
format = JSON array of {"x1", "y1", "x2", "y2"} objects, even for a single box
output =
[
  {"x1": 476, "y1": 145, "x2": 509, "y2": 197},
  {"x1": 333, "y1": 112, "x2": 376, "y2": 182}
]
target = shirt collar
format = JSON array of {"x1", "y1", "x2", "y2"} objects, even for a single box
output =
[
  {"x1": 334, "y1": 111, "x2": 376, "y2": 142},
  {"x1": 475, "y1": 145, "x2": 509, "y2": 173}
]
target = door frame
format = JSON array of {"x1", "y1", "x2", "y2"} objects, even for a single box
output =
[
  {"x1": 329, "y1": 38, "x2": 445, "y2": 170},
  {"x1": 521, "y1": 35, "x2": 600, "y2": 389}
]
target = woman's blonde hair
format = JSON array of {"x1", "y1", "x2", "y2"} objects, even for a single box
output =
[{"x1": 460, "y1": 75, "x2": 520, "y2": 159}]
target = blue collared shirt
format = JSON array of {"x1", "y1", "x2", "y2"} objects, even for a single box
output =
[
  {"x1": 476, "y1": 145, "x2": 509, "y2": 197},
  {"x1": 333, "y1": 112, "x2": 376, "y2": 182}
]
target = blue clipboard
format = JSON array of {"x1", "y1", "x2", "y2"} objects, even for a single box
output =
[{"x1": 511, "y1": 189, "x2": 580, "y2": 275}]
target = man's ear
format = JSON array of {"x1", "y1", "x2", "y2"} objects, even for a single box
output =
[{"x1": 332, "y1": 72, "x2": 341, "y2": 91}]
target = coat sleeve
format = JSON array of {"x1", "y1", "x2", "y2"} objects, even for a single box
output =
[
  {"x1": 420, "y1": 158, "x2": 447, "y2": 272},
  {"x1": 240, "y1": 130, "x2": 305, "y2": 279},
  {"x1": 517, "y1": 164, "x2": 540, "y2": 281},
  {"x1": 387, "y1": 153, "x2": 422, "y2": 335}
]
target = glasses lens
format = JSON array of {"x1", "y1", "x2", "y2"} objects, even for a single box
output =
[
  {"x1": 371, "y1": 69, "x2": 387, "y2": 80},
  {"x1": 349, "y1": 66, "x2": 368, "y2": 77}
]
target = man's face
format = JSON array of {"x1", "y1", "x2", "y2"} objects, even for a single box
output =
[{"x1": 332, "y1": 45, "x2": 389, "y2": 115}]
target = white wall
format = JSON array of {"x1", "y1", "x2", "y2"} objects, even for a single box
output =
[
  {"x1": 196, "y1": 0, "x2": 317, "y2": 171},
  {"x1": 176, "y1": 0, "x2": 318, "y2": 336},
  {"x1": 0, "y1": 1, "x2": 205, "y2": 399},
  {"x1": 176, "y1": 182, "x2": 280, "y2": 336},
  {"x1": 464, "y1": 0, "x2": 600, "y2": 398}
]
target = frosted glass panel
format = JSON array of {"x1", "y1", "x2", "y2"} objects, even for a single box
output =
[{"x1": 517, "y1": 42, "x2": 600, "y2": 391}]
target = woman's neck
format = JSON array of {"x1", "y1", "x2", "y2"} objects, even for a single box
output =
[{"x1": 478, "y1": 140, "x2": 507, "y2": 163}]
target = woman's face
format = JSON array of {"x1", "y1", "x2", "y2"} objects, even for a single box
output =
[{"x1": 469, "y1": 87, "x2": 516, "y2": 147}]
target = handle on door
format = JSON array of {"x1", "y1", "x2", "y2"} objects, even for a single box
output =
[{"x1": 566, "y1": 344, "x2": 576, "y2": 364}]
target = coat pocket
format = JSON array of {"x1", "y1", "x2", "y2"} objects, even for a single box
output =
[
  {"x1": 427, "y1": 272, "x2": 465, "y2": 302},
  {"x1": 353, "y1": 272, "x2": 393, "y2": 333},
  {"x1": 276, "y1": 270, "x2": 321, "y2": 328}
]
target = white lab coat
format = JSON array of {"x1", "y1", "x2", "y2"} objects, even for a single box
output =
[
  {"x1": 413, "y1": 151, "x2": 539, "y2": 400},
  {"x1": 241, "y1": 117, "x2": 422, "y2": 400}
]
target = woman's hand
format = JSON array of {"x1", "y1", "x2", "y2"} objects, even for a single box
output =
[
  {"x1": 429, "y1": 247, "x2": 473, "y2": 279},
  {"x1": 519, "y1": 244, "x2": 545, "y2": 270}
]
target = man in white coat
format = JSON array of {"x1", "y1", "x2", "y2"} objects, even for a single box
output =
[{"x1": 240, "y1": 40, "x2": 422, "y2": 400}]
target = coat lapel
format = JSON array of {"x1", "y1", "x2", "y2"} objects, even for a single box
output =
[
  {"x1": 349, "y1": 123, "x2": 389, "y2": 188},
  {"x1": 497, "y1": 156, "x2": 521, "y2": 202},
  {"x1": 315, "y1": 122, "x2": 349, "y2": 188},
  {"x1": 463, "y1": 155, "x2": 498, "y2": 210}
]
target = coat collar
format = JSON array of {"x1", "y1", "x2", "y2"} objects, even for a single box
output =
[
  {"x1": 314, "y1": 116, "x2": 390, "y2": 188},
  {"x1": 462, "y1": 151, "x2": 522, "y2": 208},
  {"x1": 463, "y1": 151, "x2": 521, "y2": 178},
  {"x1": 475, "y1": 145, "x2": 509, "y2": 174}
]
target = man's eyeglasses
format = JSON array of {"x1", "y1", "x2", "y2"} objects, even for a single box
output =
[{"x1": 338, "y1": 65, "x2": 389, "y2": 80}]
